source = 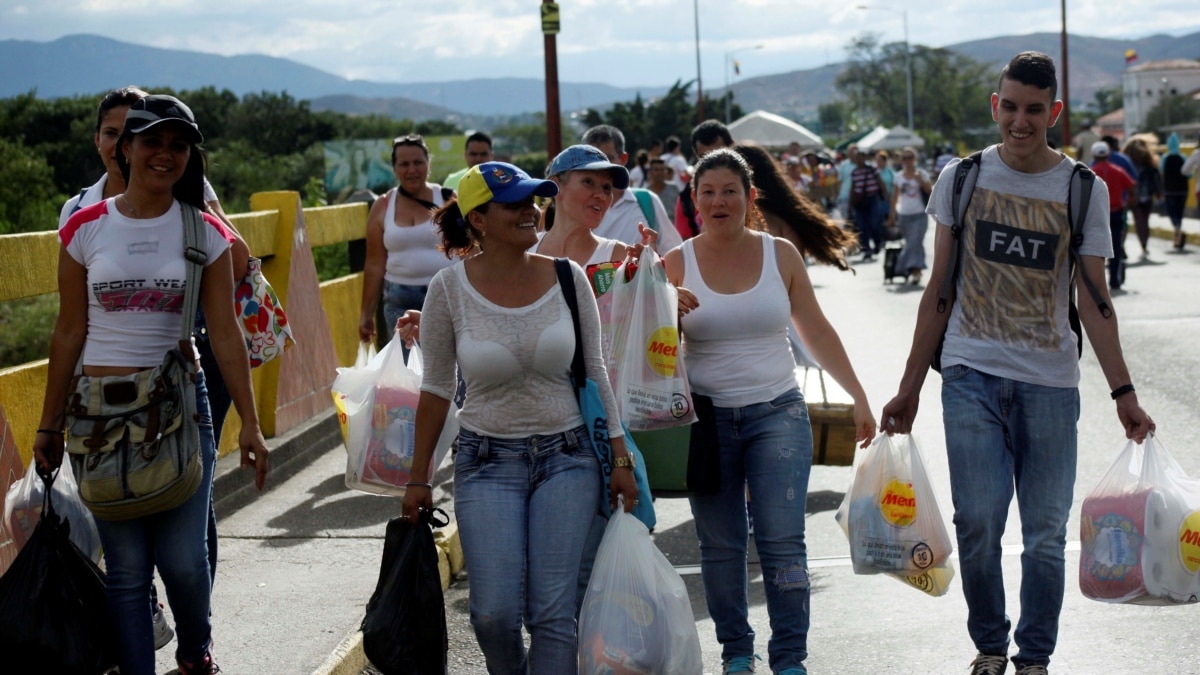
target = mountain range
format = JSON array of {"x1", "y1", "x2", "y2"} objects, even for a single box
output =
[{"x1": 2, "y1": 32, "x2": 1197, "y2": 122}]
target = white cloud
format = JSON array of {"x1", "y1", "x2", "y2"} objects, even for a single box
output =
[{"x1": 0, "y1": 0, "x2": 1196, "y2": 87}]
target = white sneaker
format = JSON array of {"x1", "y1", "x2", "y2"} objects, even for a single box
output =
[{"x1": 153, "y1": 603, "x2": 175, "y2": 650}]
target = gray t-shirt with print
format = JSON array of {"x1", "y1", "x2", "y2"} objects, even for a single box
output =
[{"x1": 926, "y1": 145, "x2": 1113, "y2": 388}]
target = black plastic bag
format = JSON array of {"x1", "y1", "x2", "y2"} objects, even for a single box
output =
[
  {"x1": 0, "y1": 470, "x2": 116, "y2": 674},
  {"x1": 362, "y1": 507, "x2": 449, "y2": 675}
]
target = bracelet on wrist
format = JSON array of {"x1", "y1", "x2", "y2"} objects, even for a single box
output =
[
  {"x1": 405, "y1": 481, "x2": 432, "y2": 489},
  {"x1": 1110, "y1": 383, "x2": 1135, "y2": 400},
  {"x1": 37, "y1": 429, "x2": 64, "y2": 436}
]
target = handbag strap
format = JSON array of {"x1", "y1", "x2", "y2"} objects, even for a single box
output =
[
  {"x1": 553, "y1": 258, "x2": 586, "y2": 401},
  {"x1": 180, "y1": 204, "x2": 209, "y2": 343}
]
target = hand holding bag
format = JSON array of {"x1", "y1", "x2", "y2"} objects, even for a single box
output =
[
  {"x1": 64, "y1": 205, "x2": 207, "y2": 521},
  {"x1": 361, "y1": 507, "x2": 449, "y2": 675},
  {"x1": 3, "y1": 456, "x2": 101, "y2": 563},
  {"x1": 555, "y1": 259, "x2": 656, "y2": 530}
]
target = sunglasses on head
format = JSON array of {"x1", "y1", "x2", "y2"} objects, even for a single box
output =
[{"x1": 393, "y1": 134, "x2": 424, "y2": 147}]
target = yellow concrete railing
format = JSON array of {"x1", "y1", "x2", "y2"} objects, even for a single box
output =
[{"x1": 0, "y1": 193, "x2": 369, "y2": 466}]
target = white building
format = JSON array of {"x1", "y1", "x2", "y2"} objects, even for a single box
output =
[{"x1": 1122, "y1": 59, "x2": 1200, "y2": 138}]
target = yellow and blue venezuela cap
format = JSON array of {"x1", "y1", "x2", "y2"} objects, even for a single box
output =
[{"x1": 457, "y1": 161, "x2": 559, "y2": 214}]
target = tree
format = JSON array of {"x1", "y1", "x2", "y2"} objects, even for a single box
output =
[
  {"x1": 835, "y1": 34, "x2": 993, "y2": 143},
  {"x1": 1144, "y1": 94, "x2": 1200, "y2": 133},
  {"x1": 580, "y1": 80, "x2": 741, "y2": 162},
  {"x1": 0, "y1": 138, "x2": 61, "y2": 234},
  {"x1": 1092, "y1": 87, "x2": 1123, "y2": 117}
]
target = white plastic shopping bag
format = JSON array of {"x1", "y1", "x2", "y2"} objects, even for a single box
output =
[
  {"x1": 343, "y1": 336, "x2": 457, "y2": 496},
  {"x1": 332, "y1": 341, "x2": 379, "y2": 447},
  {"x1": 578, "y1": 504, "x2": 702, "y2": 675},
  {"x1": 3, "y1": 458, "x2": 102, "y2": 563},
  {"x1": 1079, "y1": 432, "x2": 1200, "y2": 605},
  {"x1": 839, "y1": 434, "x2": 953, "y2": 578},
  {"x1": 608, "y1": 247, "x2": 697, "y2": 431}
]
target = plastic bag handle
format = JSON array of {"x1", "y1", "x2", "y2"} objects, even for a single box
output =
[{"x1": 418, "y1": 507, "x2": 450, "y2": 529}]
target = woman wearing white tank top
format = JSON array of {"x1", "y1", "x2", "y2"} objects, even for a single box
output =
[{"x1": 663, "y1": 148, "x2": 876, "y2": 675}]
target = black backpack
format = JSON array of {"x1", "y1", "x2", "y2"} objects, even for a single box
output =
[{"x1": 931, "y1": 150, "x2": 1112, "y2": 372}]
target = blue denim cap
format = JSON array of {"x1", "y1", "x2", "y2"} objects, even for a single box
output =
[
  {"x1": 457, "y1": 161, "x2": 559, "y2": 214},
  {"x1": 547, "y1": 145, "x2": 630, "y2": 190}
]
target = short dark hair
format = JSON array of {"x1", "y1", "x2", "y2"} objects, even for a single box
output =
[
  {"x1": 582, "y1": 124, "x2": 626, "y2": 157},
  {"x1": 96, "y1": 86, "x2": 149, "y2": 133},
  {"x1": 664, "y1": 136, "x2": 682, "y2": 153},
  {"x1": 465, "y1": 131, "x2": 492, "y2": 148},
  {"x1": 1101, "y1": 135, "x2": 1120, "y2": 151},
  {"x1": 999, "y1": 51, "x2": 1058, "y2": 101},
  {"x1": 690, "y1": 120, "x2": 734, "y2": 153}
]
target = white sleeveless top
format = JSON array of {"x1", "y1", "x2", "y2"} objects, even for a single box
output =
[
  {"x1": 383, "y1": 186, "x2": 454, "y2": 286},
  {"x1": 680, "y1": 233, "x2": 797, "y2": 407}
]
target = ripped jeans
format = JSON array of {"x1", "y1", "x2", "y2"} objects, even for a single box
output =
[{"x1": 689, "y1": 388, "x2": 813, "y2": 671}]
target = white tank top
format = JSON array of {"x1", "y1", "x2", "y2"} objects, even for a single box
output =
[
  {"x1": 680, "y1": 233, "x2": 797, "y2": 407},
  {"x1": 383, "y1": 186, "x2": 454, "y2": 285}
]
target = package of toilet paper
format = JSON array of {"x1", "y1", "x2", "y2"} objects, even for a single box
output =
[
  {"x1": 840, "y1": 434, "x2": 953, "y2": 576},
  {"x1": 1080, "y1": 434, "x2": 1200, "y2": 606}
]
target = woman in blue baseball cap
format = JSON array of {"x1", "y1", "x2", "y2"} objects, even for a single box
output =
[{"x1": 401, "y1": 161, "x2": 639, "y2": 673}]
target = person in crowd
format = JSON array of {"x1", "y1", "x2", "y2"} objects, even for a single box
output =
[
  {"x1": 57, "y1": 85, "x2": 249, "y2": 652},
  {"x1": 399, "y1": 161, "x2": 638, "y2": 674},
  {"x1": 663, "y1": 147, "x2": 874, "y2": 675},
  {"x1": 836, "y1": 145, "x2": 859, "y2": 225},
  {"x1": 849, "y1": 148, "x2": 886, "y2": 261},
  {"x1": 358, "y1": 134, "x2": 456, "y2": 352},
  {"x1": 889, "y1": 146, "x2": 932, "y2": 284},
  {"x1": 881, "y1": 52, "x2": 1153, "y2": 675},
  {"x1": 647, "y1": 138, "x2": 663, "y2": 160},
  {"x1": 646, "y1": 157, "x2": 680, "y2": 218},
  {"x1": 34, "y1": 94, "x2": 270, "y2": 675},
  {"x1": 933, "y1": 143, "x2": 957, "y2": 177},
  {"x1": 628, "y1": 148, "x2": 650, "y2": 188},
  {"x1": 582, "y1": 125, "x2": 684, "y2": 252},
  {"x1": 1161, "y1": 132, "x2": 1189, "y2": 251},
  {"x1": 676, "y1": 119, "x2": 737, "y2": 238},
  {"x1": 1122, "y1": 137, "x2": 1162, "y2": 261},
  {"x1": 1091, "y1": 141, "x2": 1136, "y2": 290},
  {"x1": 1179, "y1": 131, "x2": 1200, "y2": 251},
  {"x1": 661, "y1": 134, "x2": 691, "y2": 192},
  {"x1": 1101, "y1": 135, "x2": 1137, "y2": 179},
  {"x1": 874, "y1": 150, "x2": 896, "y2": 232},
  {"x1": 784, "y1": 155, "x2": 807, "y2": 192},
  {"x1": 442, "y1": 131, "x2": 494, "y2": 190}
]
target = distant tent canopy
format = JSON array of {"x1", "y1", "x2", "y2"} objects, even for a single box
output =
[
  {"x1": 728, "y1": 110, "x2": 824, "y2": 151},
  {"x1": 856, "y1": 125, "x2": 926, "y2": 153}
]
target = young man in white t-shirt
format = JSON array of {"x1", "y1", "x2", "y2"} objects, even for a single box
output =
[{"x1": 881, "y1": 51, "x2": 1154, "y2": 675}]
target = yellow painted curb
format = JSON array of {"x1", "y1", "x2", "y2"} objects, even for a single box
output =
[{"x1": 312, "y1": 517, "x2": 461, "y2": 675}]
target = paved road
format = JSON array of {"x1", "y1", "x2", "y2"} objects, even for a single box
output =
[{"x1": 153, "y1": 216, "x2": 1200, "y2": 674}]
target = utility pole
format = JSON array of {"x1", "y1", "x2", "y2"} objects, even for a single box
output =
[
  {"x1": 694, "y1": 0, "x2": 704, "y2": 123},
  {"x1": 542, "y1": 1, "x2": 562, "y2": 158},
  {"x1": 1060, "y1": 0, "x2": 1071, "y2": 151}
]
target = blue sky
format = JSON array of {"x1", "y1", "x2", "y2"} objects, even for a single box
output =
[{"x1": 2, "y1": 0, "x2": 1196, "y2": 87}]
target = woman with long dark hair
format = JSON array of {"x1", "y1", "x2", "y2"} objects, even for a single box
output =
[
  {"x1": 35, "y1": 95, "x2": 269, "y2": 675},
  {"x1": 664, "y1": 148, "x2": 874, "y2": 675}
]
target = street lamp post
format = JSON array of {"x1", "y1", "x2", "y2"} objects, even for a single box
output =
[
  {"x1": 856, "y1": 5, "x2": 913, "y2": 131},
  {"x1": 724, "y1": 45, "x2": 764, "y2": 123}
]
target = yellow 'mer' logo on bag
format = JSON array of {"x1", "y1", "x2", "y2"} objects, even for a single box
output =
[
  {"x1": 1181, "y1": 511, "x2": 1200, "y2": 574},
  {"x1": 879, "y1": 479, "x2": 917, "y2": 527},
  {"x1": 645, "y1": 326, "x2": 679, "y2": 377}
]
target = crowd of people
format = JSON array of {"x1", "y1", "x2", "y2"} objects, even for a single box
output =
[{"x1": 19, "y1": 45, "x2": 1200, "y2": 675}]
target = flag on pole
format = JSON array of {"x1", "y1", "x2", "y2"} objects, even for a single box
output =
[
  {"x1": 1125, "y1": 49, "x2": 1138, "y2": 64},
  {"x1": 733, "y1": 60, "x2": 741, "y2": 76}
]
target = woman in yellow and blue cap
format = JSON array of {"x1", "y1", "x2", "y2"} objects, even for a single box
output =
[{"x1": 401, "y1": 161, "x2": 639, "y2": 673}]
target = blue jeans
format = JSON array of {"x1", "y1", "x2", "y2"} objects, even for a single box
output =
[
  {"x1": 688, "y1": 389, "x2": 813, "y2": 672},
  {"x1": 382, "y1": 281, "x2": 429, "y2": 359},
  {"x1": 95, "y1": 372, "x2": 217, "y2": 674},
  {"x1": 1108, "y1": 210, "x2": 1126, "y2": 288},
  {"x1": 454, "y1": 425, "x2": 601, "y2": 675},
  {"x1": 941, "y1": 365, "x2": 1079, "y2": 668},
  {"x1": 854, "y1": 196, "x2": 884, "y2": 254}
]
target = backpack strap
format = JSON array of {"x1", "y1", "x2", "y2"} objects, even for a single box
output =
[
  {"x1": 936, "y1": 150, "x2": 981, "y2": 315},
  {"x1": 1067, "y1": 161, "x2": 1112, "y2": 321},
  {"x1": 180, "y1": 205, "x2": 209, "y2": 344},
  {"x1": 553, "y1": 258, "x2": 586, "y2": 402},
  {"x1": 630, "y1": 188, "x2": 658, "y2": 232}
]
